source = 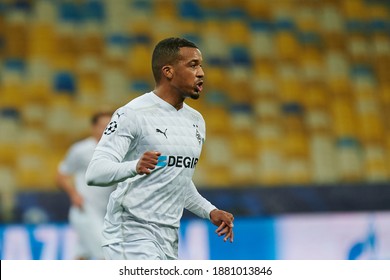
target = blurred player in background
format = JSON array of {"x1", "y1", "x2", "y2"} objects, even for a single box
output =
[
  {"x1": 56, "y1": 111, "x2": 115, "y2": 260},
  {"x1": 86, "y1": 37, "x2": 234, "y2": 260}
]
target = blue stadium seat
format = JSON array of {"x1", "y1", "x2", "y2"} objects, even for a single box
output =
[
  {"x1": 82, "y1": 0, "x2": 105, "y2": 21},
  {"x1": 53, "y1": 71, "x2": 76, "y2": 94},
  {"x1": 178, "y1": 0, "x2": 204, "y2": 20}
]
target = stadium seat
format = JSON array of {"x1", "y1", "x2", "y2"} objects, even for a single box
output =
[
  {"x1": 342, "y1": 0, "x2": 366, "y2": 20},
  {"x1": 335, "y1": 137, "x2": 364, "y2": 182},
  {"x1": 1, "y1": 0, "x2": 390, "y2": 189},
  {"x1": 0, "y1": 107, "x2": 20, "y2": 165},
  {"x1": 230, "y1": 157, "x2": 256, "y2": 185},
  {"x1": 244, "y1": 0, "x2": 272, "y2": 19},
  {"x1": 53, "y1": 71, "x2": 76, "y2": 94},
  {"x1": 203, "y1": 106, "x2": 231, "y2": 135},
  {"x1": 224, "y1": 9, "x2": 251, "y2": 46},
  {"x1": 15, "y1": 149, "x2": 56, "y2": 190},
  {"x1": 77, "y1": 55, "x2": 102, "y2": 93},
  {"x1": 309, "y1": 132, "x2": 339, "y2": 184},
  {"x1": 331, "y1": 96, "x2": 358, "y2": 138},
  {"x1": 21, "y1": 102, "x2": 47, "y2": 129},
  {"x1": 362, "y1": 143, "x2": 388, "y2": 182},
  {"x1": 249, "y1": 20, "x2": 275, "y2": 62},
  {"x1": 277, "y1": 63, "x2": 303, "y2": 103},
  {"x1": 28, "y1": 22, "x2": 56, "y2": 58},
  {"x1": 256, "y1": 143, "x2": 284, "y2": 185},
  {"x1": 126, "y1": 43, "x2": 152, "y2": 79},
  {"x1": 44, "y1": 94, "x2": 75, "y2": 149},
  {"x1": 254, "y1": 97, "x2": 279, "y2": 123},
  {"x1": 202, "y1": 136, "x2": 232, "y2": 187}
]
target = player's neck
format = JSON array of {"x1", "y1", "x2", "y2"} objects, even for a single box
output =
[{"x1": 153, "y1": 88, "x2": 184, "y2": 111}]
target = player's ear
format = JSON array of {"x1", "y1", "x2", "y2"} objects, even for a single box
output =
[{"x1": 162, "y1": 65, "x2": 173, "y2": 80}]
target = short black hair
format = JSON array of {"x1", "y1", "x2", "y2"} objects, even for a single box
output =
[
  {"x1": 91, "y1": 111, "x2": 112, "y2": 125},
  {"x1": 151, "y1": 37, "x2": 198, "y2": 83}
]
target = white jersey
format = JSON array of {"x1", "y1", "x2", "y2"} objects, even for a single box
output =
[
  {"x1": 86, "y1": 91, "x2": 216, "y2": 250},
  {"x1": 59, "y1": 137, "x2": 116, "y2": 259},
  {"x1": 59, "y1": 137, "x2": 115, "y2": 213}
]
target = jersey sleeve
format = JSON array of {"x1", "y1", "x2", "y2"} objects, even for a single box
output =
[
  {"x1": 85, "y1": 107, "x2": 141, "y2": 187},
  {"x1": 184, "y1": 180, "x2": 216, "y2": 220},
  {"x1": 95, "y1": 107, "x2": 139, "y2": 161}
]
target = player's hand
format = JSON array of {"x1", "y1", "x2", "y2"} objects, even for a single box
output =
[
  {"x1": 136, "y1": 151, "x2": 161, "y2": 175},
  {"x1": 70, "y1": 192, "x2": 84, "y2": 210},
  {"x1": 210, "y1": 209, "x2": 234, "y2": 243}
]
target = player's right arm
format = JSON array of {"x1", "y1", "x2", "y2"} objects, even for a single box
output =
[
  {"x1": 57, "y1": 144, "x2": 84, "y2": 208},
  {"x1": 85, "y1": 149, "x2": 161, "y2": 186},
  {"x1": 85, "y1": 108, "x2": 160, "y2": 186},
  {"x1": 85, "y1": 150, "x2": 139, "y2": 186},
  {"x1": 56, "y1": 172, "x2": 84, "y2": 209}
]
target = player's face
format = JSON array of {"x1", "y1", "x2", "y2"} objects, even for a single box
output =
[{"x1": 171, "y1": 47, "x2": 204, "y2": 100}]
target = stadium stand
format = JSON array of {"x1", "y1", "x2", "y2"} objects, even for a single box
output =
[{"x1": 0, "y1": 0, "x2": 390, "y2": 221}]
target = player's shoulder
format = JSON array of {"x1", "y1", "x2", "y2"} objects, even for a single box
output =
[
  {"x1": 122, "y1": 92, "x2": 157, "y2": 112},
  {"x1": 68, "y1": 137, "x2": 95, "y2": 153}
]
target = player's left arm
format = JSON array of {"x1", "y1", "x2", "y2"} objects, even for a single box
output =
[{"x1": 184, "y1": 181, "x2": 234, "y2": 242}]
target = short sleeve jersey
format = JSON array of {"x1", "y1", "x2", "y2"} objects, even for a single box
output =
[{"x1": 96, "y1": 92, "x2": 207, "y2": 242}]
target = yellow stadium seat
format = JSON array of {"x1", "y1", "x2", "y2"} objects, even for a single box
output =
[
  {"x1": 305, "y1": 108, "x2": 332, "y2": 133},
  {"x1": 255, "y1": 145, "x2": 284, "y2": 186},
  {"x1": 201, "y1": 136, "x2": 232, "y2": 186},
  {"x1": 225, "y1": 20, "x2": 250, "y2": 46},
  {"x1": 253, "y1": 97, "x2": 280, "y2": 121},
  {"x1": 347, "y1": 35, "x2": 370, "y2": 64},
  {"x1": 309, "y1": 132, "x2": 339, "y2": 184},
  {"x1": 44, "y1": 94, "x2": 75, "y2": 149},
  {"x1": 126, "y1": 44, "x2": 152, "y2": 79},
  {"x1": 249, "y1": 30, "x2": 275, "y2": 62},
  {"x1": 363, "y1": 143, "x2": 388, "y2": 182},
  {"x1": 335, "y1": 137, "x2": 364, "y2": 182},
  {"x1": 230, "y1": 132, "x2": 256, "y2": 158},
  {"x1": 202, "y1": 136, "x2": 232, "y2": 167},
  {"x1": 283, "y1": 156, "x2": 311, "y2": 185},
  {"x1": 28, "y1": 23, "x2": 56, "y2": 58},
  {"x1": 154, "y1": 0, "x2": 177, "y2": 18},
  {"x1": 255, "y1": 120, "x2": 282, "y2": 145},
  {"x1": 282, "y1": 131, "x2": 308, "y2": 157},
  {"x1": 204, "y1": 66, "x2": 227, "y2": 92},
  {"x1": 342, "y1": 0, "x2": 366, "y2": 20},
  {"x1": 229, "y1": 158, "x2": 256, "y2": 185},
  {"x1": 0, "y1": 83, "x2": 25, "y2": 108},
  {"x1": 77, "y1": 55, "x2": 103, "y2": 93},
  {"x1": 204, "y1": 165, "x2": 232, "y2": 187},
  {"x1": 331, "y1": 98, "x2": 359, "y2": 138},
  {"x1": 4, "y1": 17, "x2": 28, "y2": 58},
  {"x1": 368, "y1": 3, "x2": 390, "y2": 20},
  {"x1": 243, "y1": 0, "x2": 272, "y2": 18},
  {"x1": 277, "y1": 64, "x2": 303, "y2": 103},
  {"x1": 358, "y1": 114, "x2": 385, "y2": 142},
  {"x1": 79, "y1": 23, "x2": 105, "y2": 56},
  {"x1": 52, "y1": 24, "x2": 79, "y2": 70},
  {"x1": 0, "y1": 165, "x2": 17, "y2": 215},
  {"x1": 274, "y1": 31, "x2": 300, "y2": 61},
  {"x1": 15, "y1": 150, "x2": 43, "y2": 190},
  {"x1": 0, "y1": 114, "x2": 20, "y2": 165},
  {"x1": 295, "y1": 5, "x2": 319, "y2": 32},
  {"x1": 203, "y1": 107, "x2": 231, "y2": 135},
  {"x1": 304, "y1": 85, "x2": 329, "y2": 109},
  {"x1": 19, "y1": 128, "x2": 48, "y2": 153}
]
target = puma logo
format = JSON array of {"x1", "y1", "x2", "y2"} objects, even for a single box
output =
[
  {"x1": 116, "y1": 112, "x2": 125, "y2": 118},
  {"x1": 156, "y1": 128, "x2": 168, "y2": 139}
]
